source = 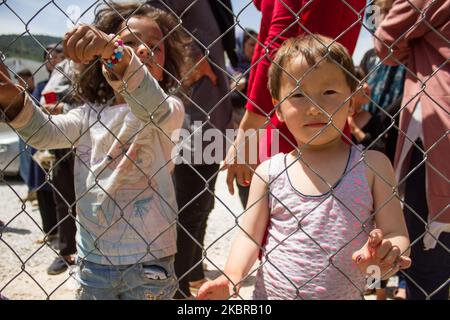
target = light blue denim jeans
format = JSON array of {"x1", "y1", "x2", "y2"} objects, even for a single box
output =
[{"x1": 75, "y1": 255, "x2": 178, "y2": 300}]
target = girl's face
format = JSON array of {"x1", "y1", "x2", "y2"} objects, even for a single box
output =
[
  {"x1": 119, "y1": 16, "x2": 165, "y2": 81},
  {"x1": 275, "y1": 57, "x2": 354, "y2": 147}
]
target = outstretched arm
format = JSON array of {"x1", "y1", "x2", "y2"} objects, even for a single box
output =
[
  {"x1": 352, "y1": 151, "x2": 411, "y2": 279},
  {"x1": 0, "y1": 61, "x2": 25, "y2": 121},
  {"x1": 197, "y1": 160, "x2": 271, "y2": 299},
  {"x1": 1, "y1": 60, "x2": 83, "y2": 150}
]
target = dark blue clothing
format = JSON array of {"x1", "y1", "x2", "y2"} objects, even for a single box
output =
[
  {"x1": 403, "y1": 140, "x2": 450, "y2": 300},
  {"x1": 360, "y1": 49, "x2": 406, "y2": 114}
]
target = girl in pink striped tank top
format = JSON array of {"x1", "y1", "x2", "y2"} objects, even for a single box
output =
[{"x1": 198, "y1": 35, "x2": 411, "y2": 300}]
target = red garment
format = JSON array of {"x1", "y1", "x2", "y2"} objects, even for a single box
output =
[{"x1": 247, "y1": 0, "x2": 366, "y2": 159}]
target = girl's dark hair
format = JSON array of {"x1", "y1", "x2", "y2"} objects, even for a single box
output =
[{"x1": 76, "y1": 1, "x2": 189, "y2": 104}]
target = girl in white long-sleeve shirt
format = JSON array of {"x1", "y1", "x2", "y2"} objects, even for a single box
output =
[{"x1": 0, "y1": 2, "x2": 189, "y2": 300}]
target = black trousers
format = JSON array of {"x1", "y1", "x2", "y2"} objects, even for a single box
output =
[
  {"x1": 52, "y1": 149, "x2": 77, "y2": 256},
  {"x1": 403, "y1": 140, "x2": 450, "y2": 300},
  {"x1": 36, "y1": 189, "x2": 57, "y2": 236},
  {"x1": 173, "y1": 163, "x2": 220, "y2": 298}
]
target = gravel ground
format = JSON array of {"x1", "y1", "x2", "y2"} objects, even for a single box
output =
[{"x1": 0, "y1": 170, "x2": 255, "y2": 300}]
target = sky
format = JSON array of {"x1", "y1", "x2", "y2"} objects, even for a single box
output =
[{"x1": 0, "y1": 0, "x2": 372, "y2": 63}]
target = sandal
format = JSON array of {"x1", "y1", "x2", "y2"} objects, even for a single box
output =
[{"x1": 36, "y1": 234, "x2": 58, "y2": 244}]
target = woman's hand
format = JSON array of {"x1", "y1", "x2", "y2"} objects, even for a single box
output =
[
  {"x1": 222, "y1": 144, "x2": 255, "y2": 194},
  {"x1": 352, "y1": 229, "x2": 411, "y2": 280},
  {"x1": 182, "y1": 58, "x2": 217, "y2": 87},
  {"x1": 0, "y1": 61, "x2": 25, "y2": 120}
]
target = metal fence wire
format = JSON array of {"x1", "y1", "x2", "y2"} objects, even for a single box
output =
[{"x1": 0, "y1": 0, "x2": 449, "y2": 300}]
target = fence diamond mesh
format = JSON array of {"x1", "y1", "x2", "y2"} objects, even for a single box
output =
[{"x1": 0, "y1": 0, "x2": 448, "y2": 300}]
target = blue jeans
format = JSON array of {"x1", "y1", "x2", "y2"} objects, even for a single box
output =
[{"x1": 76, "y1": 255, "x2": 178, "y2": 300}]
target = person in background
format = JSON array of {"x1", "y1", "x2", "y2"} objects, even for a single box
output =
[
  {"x1": 20, "y1": 44, "x2": 65, "y2": 246},
  {"x1": 223, "y1": 0, "x2": 366, "y2": 198},
  {"x1": 41, "y1": 58, "x2": 79, "y2": 275},
  {"x1": 359, "y1": 0, "x2": 406, "y2": 116},
  {"x1": 358, "y1": 1, "x2": 408, "y2": 298},
  {"x1": 228, "y1": 28, "x2": 258, "y2": 123},
  {"x1": 14, "y1": 68, "x2": 35, "y2": 94},
  {"x1": 374, "y1": 0, "x2": 450, "y2": 300},
  {"x1": 348, "y1": 66, "x2": 402, "y2": 162}
]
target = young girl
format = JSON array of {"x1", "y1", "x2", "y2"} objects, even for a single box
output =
[
  {"x1": 0, "y1": 2, "x2": 189, "y2": 299},
  {"x1": 198, "y1": 35, "x2": 411, "y2": 300}
]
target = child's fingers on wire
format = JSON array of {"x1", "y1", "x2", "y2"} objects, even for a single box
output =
[
  {"x1": 64, "y1": 26, "x2": 79, "y2": 38},
  {"x1": 63, "y1": 27, "x2": 81, "y2": 58},
  {"x1": 83, "y1": 38, "x2": 101, "y2": 63},
  {"x1": 368, "y1": 228, "x2": 383, "y2": 249},
  {"x1": 374, "y1": 239, "x2": 392, "y2": 260},
  {"x1": 74, "y1": 36, "x2": 94, "y2": 63},
  {"x1": 397, "y1": 256, "x2": 412, "y2": 270},
  {"x1": 380, "y1": 245, "x2": 400, "y2": 267},
  {"x1": 65, "y1": 26, "x2": 88, "y2": 63}
]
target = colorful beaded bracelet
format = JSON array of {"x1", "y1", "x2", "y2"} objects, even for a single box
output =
[{"x1": 105, "y1": 34, "x2": 124, "y2": 69}]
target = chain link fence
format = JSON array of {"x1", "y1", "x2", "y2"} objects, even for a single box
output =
[{"x1": 0, "y1": 0, "x2": 448, "y2": 300}]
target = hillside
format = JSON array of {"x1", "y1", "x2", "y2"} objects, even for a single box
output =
[{"x1": 0, "y1": 34, "x2": 61, "y2": 62}]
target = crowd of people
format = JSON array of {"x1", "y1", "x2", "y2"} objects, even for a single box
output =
[{"x1": 0, "y1": 0, "x2": 448, "y2": 300}]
